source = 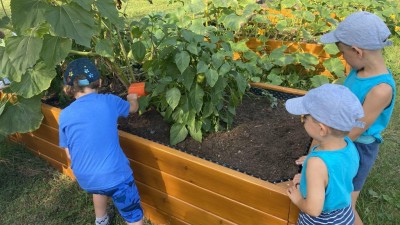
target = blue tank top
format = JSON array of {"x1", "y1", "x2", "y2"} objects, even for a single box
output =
[
  {"x1": 344, "y1": 69, "x2": 396, "y2": 143},
  {"x1": 299, "y1": 137, "x2": 359, "y2": 212}
]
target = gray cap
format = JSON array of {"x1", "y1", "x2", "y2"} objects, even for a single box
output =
[
  {"x1": 320, "y1": 11, "x2": 392, "y2": 50},
  {"x1": 285, "y1": 84, "x2": 365, "y2": 132}
]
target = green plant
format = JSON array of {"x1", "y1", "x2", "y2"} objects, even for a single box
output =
[
  {"x1": 132, "y1": 12, "x2": 259, "y2": 144},
  {"x1": 0, "y1": 0, "x2": 151, "y2": 136}
]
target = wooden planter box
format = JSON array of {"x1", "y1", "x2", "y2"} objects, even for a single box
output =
[{"x1": 11, "y1": 83, "x2": 307, "y2": 225}]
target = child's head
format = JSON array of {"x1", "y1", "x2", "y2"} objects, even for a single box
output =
[
  {"x1": 285, "y1": 84, "x2": 364, "y2": 137},
  {"x1": 320, "y1": 11, "x2": 392, "y2": 51},
  {"x1": 63, "y1": 58, "x2": 100, "y2": 97}
]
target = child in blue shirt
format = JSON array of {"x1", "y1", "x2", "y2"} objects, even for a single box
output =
[
  {"x1": 286, "y1": 84, "x2": 364, "y2": 225},
  {"x1": 59, "y1": 58, "x2": 143, "y2": 225},
  {"x1": 319, "y1": 12, "x2": 396, "y2": 225}
]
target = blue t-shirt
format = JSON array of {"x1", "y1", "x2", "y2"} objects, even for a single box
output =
[
  {"x1": 344, "y1": 69, "x2": 396, "y2": 143},
  {"x1": 59, "y1": 93, "x2": 132, "y2": 190},
  {"x1": 299, "y1": 137, "x2": 359, "y2": 212}
]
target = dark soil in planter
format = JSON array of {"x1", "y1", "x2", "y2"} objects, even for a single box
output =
[{"x1": 117, "y1": 90, "x2": 311, "y2": 182}]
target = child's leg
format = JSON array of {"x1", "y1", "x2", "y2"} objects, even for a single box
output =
[
  {"x1": 93, "y1": 194, "x2": 108, "y2": 218},
  {"x1": 93, "y1": 194, "x2": 114, "y2": 225},
  {"x1": 351, "y1": 191, "x2": 363, "y2": 225},
  {"x1": 352, "y1": 141, "x2": 379, "y2": 225},
  {"x1": 111, "y1": 176, "x2": 144, "y2": 225}
]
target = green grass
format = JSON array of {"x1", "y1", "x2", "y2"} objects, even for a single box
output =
[{"x1": 355, "y1": 37, "x2": 400, "y2": 225}]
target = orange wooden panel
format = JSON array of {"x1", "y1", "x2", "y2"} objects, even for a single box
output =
[
  {"x1": 18, "y1": 133, "x2": 69, "y2": 166},
  {"x1": 288, "y1": 201, "x2": 300, "y2": 224},
  {"x1": 130, "y1": 160, "x2": 287, "y2": 224},
  {"x1": 136, "y1": 181, "x2": 236, "y2": 225},
  {"x1": 142, "y1": 202, "x2": 189, "y2": 225},
  {"x1": 31, "y1": 123, "x2": 59, "y2": 146},
  {"x1": 41, "y1": 104, "x2": 61, "y2": 128},
  {"x1": 119, "y1": 132, "x2": 291, "y2": 221}
]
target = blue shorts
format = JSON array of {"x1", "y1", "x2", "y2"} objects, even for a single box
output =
[
  {"x1": 87, "y1": 175, "x2": 143, "y2": 223},
  {"x1": 353, "y1": 141, "x2": 380, "y2": 191}
]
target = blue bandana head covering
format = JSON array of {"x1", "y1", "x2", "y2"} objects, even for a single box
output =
[{"x1": 63, "y1": 58, "x2": 100, "y2": 86}]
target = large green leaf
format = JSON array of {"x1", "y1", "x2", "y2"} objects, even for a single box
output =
[
  {"x1": 181, "y1": 67, "x2": 196, "y2": 91},
  {"x1": 166, "y1": 87, "x2": 181, "y2": 110},
  {"x1": 205, "y1": 69, "x2": 219, "y2": 87},
  {"x1": 45, "y1": 3, "x2": 98, "y2": 47},
  {"x1": 189, "y1": 84, "x2": 204, "y2": 113},
  {"x1": 188, "y1": 119, "x2": 202, "y2": 142},
  {"x1": 223, "y1": 14, "x2": 247, "y2": 32},
  {"x1": 0, "y1": 94, "x2": 43, "y2": 134},
  {"x1": 72, "y1": 0, "x2": 94, "y2": 11},
  {"x1": 10, "y1": 62, "x2": 56, "y2": 98},
  {"x1": 175, "y1": 51, "x2": 190, "y2": 74},
  {"x1": 310, "y1": 75, "x2": 330, "y2": 87},
  {"x1": 131, "y1": 41, "x2": 146, "y2": 62},
  {"x1": 323, "y1": 58, "x2": 345, "y2": 77},
  {"x1": 95, "y1": 39, "x2": 113, "y2": 58},
  {"x1": 11, "y1": 0, "x2": 47, "y2": 32},
  {"x1": 40, "y1": 35, "x2": 72, "y2": 67},
  {"x1": 170, "y1": 123, "x2": 188, "y2": 145},
  {"x1": 0, "y1": 47, "x2": 20, "y2": 81},
  {"x1": 95, "y1": 0, "x2": 124, "y2": 28},
  {"x1": 6, "y1": 36, "x2": 43, "y2": 75}
]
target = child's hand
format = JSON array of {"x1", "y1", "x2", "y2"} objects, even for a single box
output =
[
  {"x1": 127, "y1": 93, "x2": 139, "y2": 113},
  {"x1": 295, "y1": 155, "x2": 306, "y2": 165},
  {"x1": 287, "y1": 184, "x2": 302, "y2": 205},
  {"x1": 127, "y1": 93, "x2": 138, "y2": 101},
  {"x1": 292, "y1": 173, "x2": 301, "y2": 186}
]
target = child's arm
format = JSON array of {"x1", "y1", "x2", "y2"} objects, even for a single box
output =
[
  {"x1": 127, "y1": 93, "x2": 139, "y2": 113},
  {"x1": 287, "y1": 157, "x2": 327, "y2": 217},
  {"x1": 348, "y1": 83, "x2": 393, "y2": 140}
]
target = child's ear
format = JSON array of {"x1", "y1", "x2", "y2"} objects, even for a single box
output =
[
  {"x1": 319, "y1": 123, "x2": 330, "y2": 137},
  {"x1": 352, "y1": 46, "x2": 363, "y2": 57}
]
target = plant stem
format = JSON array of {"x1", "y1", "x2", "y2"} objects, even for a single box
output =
[
  {"x1": 69, "y1": 50, "x2": 98, "y2": 56},
  {"x1": 116, "y1": 26, "x2": 136, "y2": 83}
]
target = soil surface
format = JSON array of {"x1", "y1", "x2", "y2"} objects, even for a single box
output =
[{"x1": 118, "y1": 90, "x2": 311, "y2": 182}]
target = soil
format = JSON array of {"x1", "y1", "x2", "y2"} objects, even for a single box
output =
[{"x1": 117, "y1": 89, "x2": 311, "y2": 183}]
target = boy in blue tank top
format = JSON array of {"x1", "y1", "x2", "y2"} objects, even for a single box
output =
[
  {"x1": 319, "y1": 11, "x2": 396, "y2": 225},
  {"x1": 59, "y1": 58, "x2": 144, "y2": 225},
  {"x1": 286, "y1": 84, "x2": 365, "y2": 225}
]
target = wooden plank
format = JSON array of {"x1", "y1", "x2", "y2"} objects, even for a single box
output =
[
  {"x1": 41, "y1": 104, "x2": 61, "y2": 128},
  {"x1": 288, "y1": 201, "x2": 300, "y2": 224},
  {"x1": 119, "y1": 132, "x2": 291, "y2": 221},
  {"x1": 136, "y1": 182, "x2": 236, "y2": 225},
  {"x1": 250, "y1": 83, "x2": 307, "y2": 96},
  {"x1": 19, "y1": 133, "x2": 69, "y2": 166},
  {"x1": 31, "y1": 123, "x2": 59, "y2": 146},
  {"x1": 131, "y1": 160, "x2": 287, "y2": 224},
  {"x1": 142, "y1": 202, "x2": 189, "y2": 225}
]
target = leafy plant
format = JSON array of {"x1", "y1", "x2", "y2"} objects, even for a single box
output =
[
  {"x1": 0, "y1": 0, "x2": 148, "y2": 135},
  {"x1": 132, "y1": 12, "x2": 257, "y2": 145}
]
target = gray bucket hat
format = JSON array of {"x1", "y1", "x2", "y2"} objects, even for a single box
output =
[
  {"x1": 320, "y1": 11, "x2": 392, "y2": 50},
  {"x1": 285, "y1": 84, "x2": 365, "y2": 132}
]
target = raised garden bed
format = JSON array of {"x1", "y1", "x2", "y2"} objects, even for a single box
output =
[{"x1": 11, "y1": 83, "x2": 308, "y2": 225}]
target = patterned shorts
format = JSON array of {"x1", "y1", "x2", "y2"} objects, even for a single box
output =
[{"x1": 88, "y1": 175, "x2": 143, "y2": 223}]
